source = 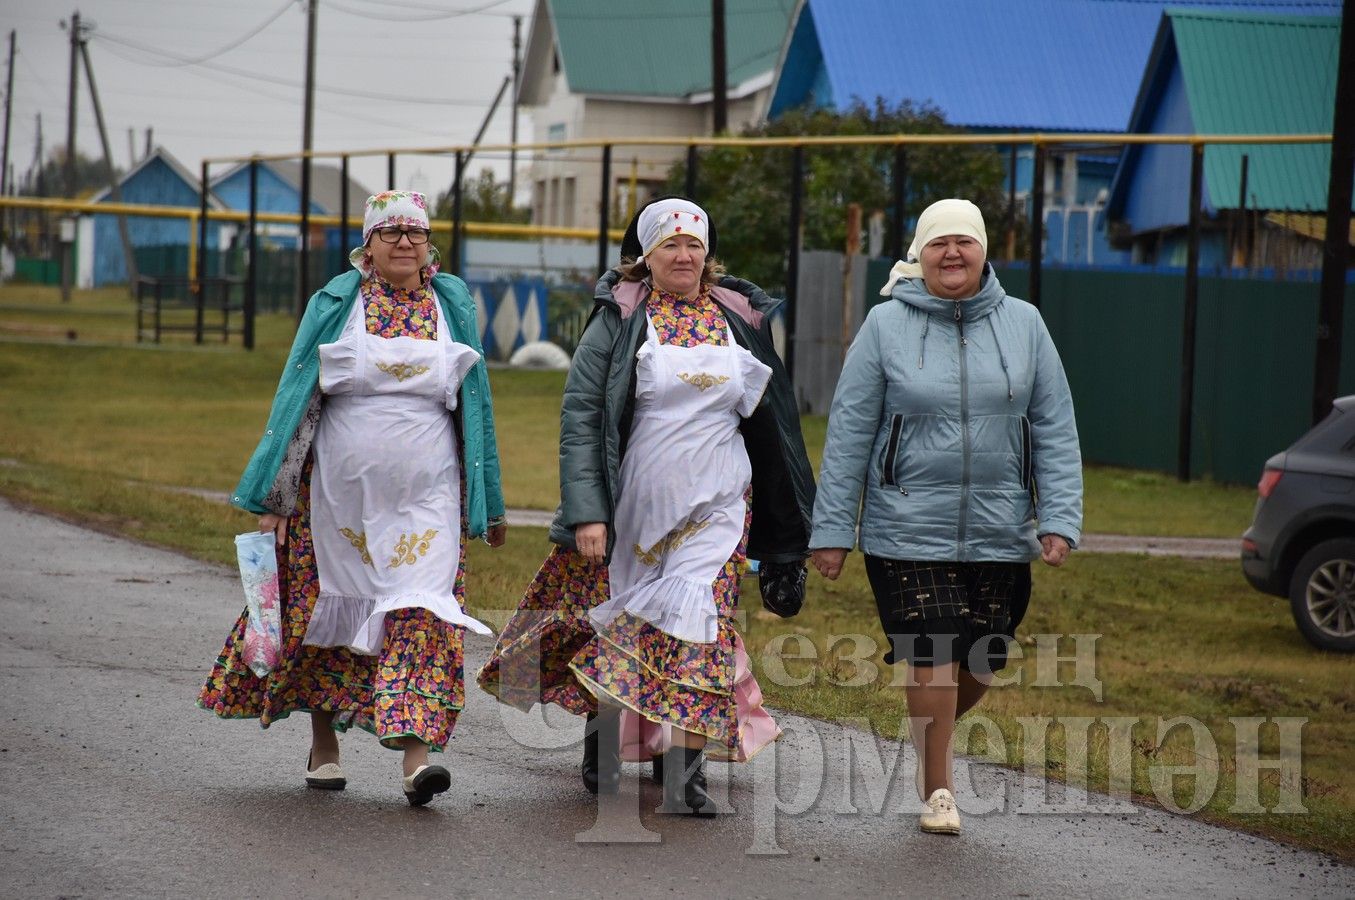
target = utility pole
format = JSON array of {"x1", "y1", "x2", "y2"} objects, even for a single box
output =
[
  {"x1": 2, "y1": 30, "x2": 15, "y2": 199},
  {"x1": 80, "y1": 36, "x2": 137, "y2": 289},
  {"x1": 62, "y1": 11, "x2": 82, "y2": 302},
  {"x1": 33, "y1": 113, "x2": 43, "y2": 195},
  {"x1": 509, "y1": 14, "x2": 521, "y2": 204},
  {"x1": 711, "y1": 0, "x2": 727, "y2": 134},
  {"x1": 1312, "y1": 0, "x2": 1355, "y2": 422},
  {"x1": 2, "y1": 30, "x2": 15, "y2": 249},
  {"x1": 297, "y1": 0, "x2": 317, "y2": 318}
]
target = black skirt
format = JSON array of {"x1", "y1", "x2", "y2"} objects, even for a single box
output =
[{"x1": 863, "y1": 556, "x2": 1032, "y2": 674}]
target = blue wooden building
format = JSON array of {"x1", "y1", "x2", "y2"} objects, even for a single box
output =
[
  {"x1": 81, "y1": 147, "x2": 227, "y2": 287},
  {"x1": 1106, "y1": 10, "x2": 1346, "y2": 274},
  {"x1": 211, "y1": 160, "x2": 371, "y2": 255}
]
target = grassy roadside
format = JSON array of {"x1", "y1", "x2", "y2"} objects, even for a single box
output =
[
  {"x1": 6, "y1": 289, "x2": 1341, "y2": 856},
  {"x1": 0, "y1": 316, "x2": 1256, "y2": 534}
]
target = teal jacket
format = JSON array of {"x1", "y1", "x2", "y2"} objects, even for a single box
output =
[
  {"x1": 810, "y1": 266, "x2": 1082, "y2": 561},
  {"x1": 230, "y1": 270, "x2": 505, "y2": 537}
]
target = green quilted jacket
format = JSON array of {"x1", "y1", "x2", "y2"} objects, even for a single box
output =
[{"x1": 549, "y1": 269, "x2": 815, "y2": 564}]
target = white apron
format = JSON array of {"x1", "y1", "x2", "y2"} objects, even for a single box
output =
[
  {"x1": 591, "y1": 313, "x2": 772, "y2": 643},
  {"x1": 303, "y1": 293, "x2": 491, "y2": 655}
]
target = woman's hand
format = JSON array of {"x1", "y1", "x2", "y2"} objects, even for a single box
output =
[
  {"x1": 811, "y1": 548, "x2": 848, "y2": 580},
  {"x1": 1040, "y1": 534, "x2": 1071, "y2": 567},
  {"x1": 575, "y1": 522, "x2": 608, "y2": 566},
  {"x1": 259, "y1": 513, "x2": 287, "y2": 547},
  {"x1": 485, "y1": 523, "x2": 507, "y2": 547}
]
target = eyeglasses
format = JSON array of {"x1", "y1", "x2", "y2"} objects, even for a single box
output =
[{"x1": 372, "y1": 226, "x2": 431, "y2": 245}]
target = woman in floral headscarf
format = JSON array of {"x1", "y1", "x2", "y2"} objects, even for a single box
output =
[
  {"x1": 199, "y1": 190, "x2": 507, "y2": 807},
  {"x1": 478, "y1": 197, "x2": 814, "y2": 816}
]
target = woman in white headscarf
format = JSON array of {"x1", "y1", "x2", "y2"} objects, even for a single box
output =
[
  {"x1": 811, "y1": 198, "x2": 1082, "y2": 836},
  {"x1": 200, "y1": 190, "x2": 506, "y2": 807},
  {"x1": 479, "y1": 196, "x2": 815, "y2": 816}
]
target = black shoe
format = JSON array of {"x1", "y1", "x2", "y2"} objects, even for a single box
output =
[
  {"x1": 650, "y1": 753, "x2": 664, "y2": 785},
  {"x1": 581, "y1": 711, "x2": 621, "y2": 795},
  {"x1": 660, "y1": 746, "x2": 716, "y2": 816}
]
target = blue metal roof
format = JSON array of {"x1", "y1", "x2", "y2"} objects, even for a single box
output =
[{"x1": 768, "y1": 0, "x2": 1342, "y2": 131}]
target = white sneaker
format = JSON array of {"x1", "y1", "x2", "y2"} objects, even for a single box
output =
[{"x1": 919, "y1": 788, "x2": 961, "y2": 835}]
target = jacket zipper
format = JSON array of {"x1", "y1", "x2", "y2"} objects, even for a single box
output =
[
  {"x1": 881, "y1": 413, "x2": 904, "y2": 489},
  {"x1": 956, "y1": 302, "x2": 970, "y2": 558},
  {"x1": 1020, "y1": 415, "x2": 1035, "y2": 503}
]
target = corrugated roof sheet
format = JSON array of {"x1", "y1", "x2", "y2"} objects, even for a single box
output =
[
  {"x1": 549, "y1": 0, "x2": 797, "y2": 98},
  {"x1": 1170, "y1": 11, "x2": 1341, "y2": 211},
  {"x1": 773, "y1": 0, "x2": 1341, "y2": 130}
]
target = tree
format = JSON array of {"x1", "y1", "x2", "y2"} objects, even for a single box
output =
[
  {"x1": 25, "y1": 145, "x2": 122, "y2": 198},
  {"x1": 433, "y1": 167, "x2": 529, "y2": 227},
  {"x1": 663, "y1": 99, "x2": 1012, "y2": 295}
]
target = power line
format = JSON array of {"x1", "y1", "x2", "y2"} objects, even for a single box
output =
[
  {"x1": 15, "y1": 48, "x2": 64, "y2": 104},
  {"x1": 329, "y1": 0, "x2": 517, "y2": 20},
  {"x1": 91, "y1": 33, "x2": 505, "y2": 107},
  {"x1": 104, "y1": 0, "x2": 296, "y2": 68}
]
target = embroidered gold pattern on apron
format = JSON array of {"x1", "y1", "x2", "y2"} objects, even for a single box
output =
[
  {"x1": 338, "y1": 527, "x2": 374, "y2": 567},
  {"x1": 389, "y1": 529, "x2": 439, "y2": 568},
  {"x1": 677, "y1": 372, "x2": 731, "y2": 392},
  {"x1": 633, "y1": 518, "x2": 713, "y2": 567},
  {"x1": 376, "y1": 362, "x2": 431, "y2": 382}
]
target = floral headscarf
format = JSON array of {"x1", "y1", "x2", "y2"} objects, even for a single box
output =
[{"x1": 348, "y1": 189, "x2": 442, "y2": 279}]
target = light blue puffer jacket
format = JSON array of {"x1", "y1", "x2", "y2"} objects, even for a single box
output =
[{"x1": 809, "y1": 266, "x2": 1082, "y2": 562}]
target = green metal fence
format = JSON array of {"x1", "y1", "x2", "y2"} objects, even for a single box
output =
[{"x1": 993, "y1": 265, "x2": 1355, "y2": 484}]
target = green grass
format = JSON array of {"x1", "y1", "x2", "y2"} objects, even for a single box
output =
[
  {"x1": 0, "y1": 290, "x2": 1256, "y2": 531},
  {"x1": 0, "y1": 289, "x2": 1344, "y2": 859}
]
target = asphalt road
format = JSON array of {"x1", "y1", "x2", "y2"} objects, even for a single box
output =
[{"x1": 0, "y1": 498, "x2": 1349, "y2": 899}]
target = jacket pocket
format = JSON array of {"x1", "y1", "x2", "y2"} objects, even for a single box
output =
[{"x1": 880, "y1": 413, "x2": 905, "y2": 489}]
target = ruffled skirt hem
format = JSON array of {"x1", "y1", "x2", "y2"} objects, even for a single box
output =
[{"x1": 590, "y1": 574, "x2": 718, "y2": 643}]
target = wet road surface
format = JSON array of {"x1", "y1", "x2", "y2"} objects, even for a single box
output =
[{"x1": 0, "y1": 499, "x2": 1348, "y2": 898}]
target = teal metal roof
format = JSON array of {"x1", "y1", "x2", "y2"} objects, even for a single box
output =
[
  {"x1": 548, "y1": 0, "x2": 797, "y2": 98},
  {"x1": 1170, "y1": 10, "x2": 1340, "y2": 211}
]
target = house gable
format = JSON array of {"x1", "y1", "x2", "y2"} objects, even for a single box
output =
[
  {"x1": 1109, "y1": 10, "x2": 1344, "y2": 237},
  {"x1": 525, "y1": 0, "x2": 795, "y2": 104}
]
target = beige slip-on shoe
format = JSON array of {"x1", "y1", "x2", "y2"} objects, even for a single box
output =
[
  {"x1": 919, "y1": 788, "x2": 961, "y2": 835},
  {"x1": 305, "y1": 752, "x2": 347, "y2": 791}
]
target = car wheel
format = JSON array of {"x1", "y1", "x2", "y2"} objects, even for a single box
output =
[{"x1": 1289, "y1": 538, "x2": 1355, "y2": 653}]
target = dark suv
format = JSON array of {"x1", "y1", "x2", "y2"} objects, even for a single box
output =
[{"x1": 1242, "y1": 397, "x2": 1355, "y2": 652}]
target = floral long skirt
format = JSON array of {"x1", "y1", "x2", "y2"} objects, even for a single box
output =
[
  {"x1": 198, "y1": 459, "x2": 466, "y2": 751},
  {"x1": 476, "y1": 503, "x2": 778, "y2": 761}
]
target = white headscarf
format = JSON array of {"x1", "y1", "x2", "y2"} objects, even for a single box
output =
[
  {"x1": 636, "y1": 198, "x2": 709, "y2": 261},
  {"x1": 879, "y1": 198, "x2": 988, "y2": 296}
]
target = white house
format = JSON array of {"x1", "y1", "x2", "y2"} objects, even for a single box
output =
[{"x1": 518, "y1": 0, "x2": 796, "y2": 233}]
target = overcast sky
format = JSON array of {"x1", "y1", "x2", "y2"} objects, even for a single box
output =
[{"x1": 2, "y1": 0, "x2": 536, "y2": 201}]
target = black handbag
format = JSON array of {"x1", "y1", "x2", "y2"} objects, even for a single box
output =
[{"x1": 758, "y1": 560, "x2": 807, "y2": 618}]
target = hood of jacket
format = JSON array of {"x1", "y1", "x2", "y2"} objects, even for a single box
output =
[{"x1": 890, "y1": 263, "x2": 1006, "y2": 321}]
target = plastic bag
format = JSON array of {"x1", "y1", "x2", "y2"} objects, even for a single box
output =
[{"x1": 234, "y1": 530, "x2": 283, "y2": 677}]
